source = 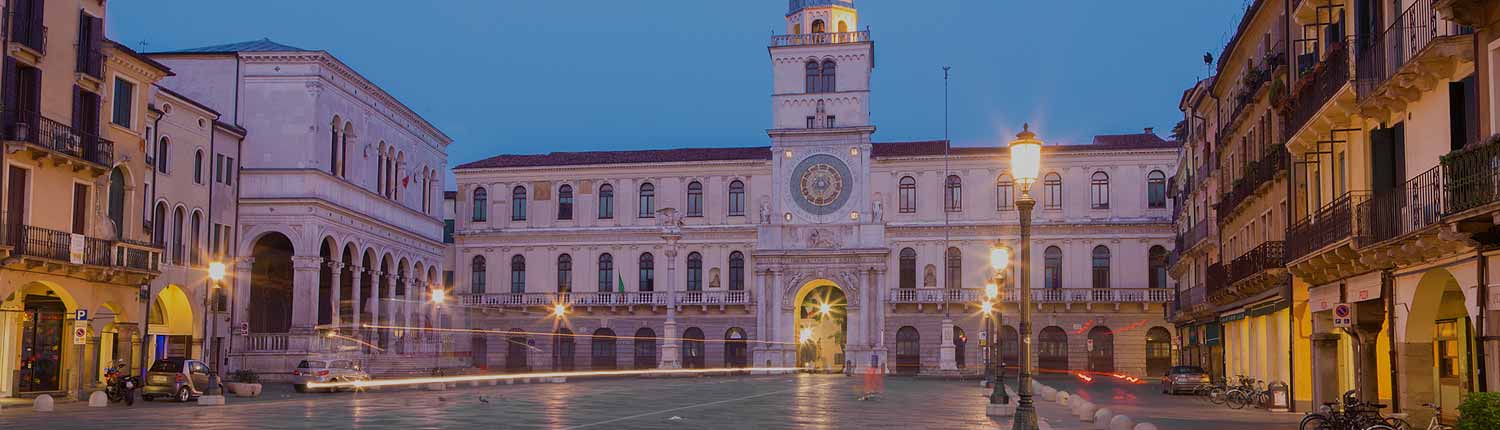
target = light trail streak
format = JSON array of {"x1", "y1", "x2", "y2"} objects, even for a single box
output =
[
  {"x1": 326, "y1": 333, "x2": 385, "y2": 352},
  {"x1": 362, "y1": 324, "x2": 799, "y2": 346},
  {"x1": 306, "y1": 367, "x2": 801, "y2": 390}
]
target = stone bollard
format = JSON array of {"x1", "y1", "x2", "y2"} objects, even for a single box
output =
[
  {"x1": 1107, "y1": 415, "x2": 1135, "y2": 430},
  {"x1": 88, "y1": 391, "x2": 108, "y2": 407},
  {"x1": 1077, "y1": 403, "x2": 1098, "y2": 422},
  {"x1": 1133, "y1": 423, "x2": 1159, "y2": 430},
  {"x1": 1057, "y1": 391, "x2": 1071, "y2": 406},
  {"x1": 1043, "y1": 388, "x2": 1058, "y2": 401},
  {"x1": 1092, "y1": 408, "x2": 1113, "y2": 429},
  {"x1": 33, "y1": 394, "x2": 54, "y2": 412}
]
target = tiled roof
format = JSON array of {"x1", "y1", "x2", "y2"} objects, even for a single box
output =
[
  {"x1": 105, "y1": 39, "x2": 174, "y2": 75},
  {"x1": 1091, "y1": 131, "x2": 1171, "y2": 147},
  {"x1": 455, "y1": 146, "x2": 772, "y2": 170},
  {"x1": 154, "y1": 38, "x2": 310, "y2": 54}
]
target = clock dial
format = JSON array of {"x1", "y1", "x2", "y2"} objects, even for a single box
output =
[
  {"x1": 799, "y1": 164, "x2": 843, "y2": 206},
  {"x1": 789, "y1": 154, "x2": 852, "y2": 216}
]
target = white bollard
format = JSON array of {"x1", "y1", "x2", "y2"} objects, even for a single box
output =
[
  {"x1": 1078, "y1": 403, "x2": 1098, "y2": 422},
  {"x1": 1092, "y1": 408, "x2": 1113, "y2": 429},
  {"x1": 33, "y1": 394, "x2": 53, "y2": 412},
  {"x1": 1108, "y1": 415, "x2": 1136, "y2": 430},
  {"x1": 1043, "y1": 388, "x2": 1058, "y2": 401},
  {"x1": 1057, "y1": 391, "x2": 1071, "y2": 406},
  {"x1": 88, "y1": 391, "x2": 108, "y2": 407},
  {"x1": 1133, "y1": 424, "x2": 1159, "y2": 430}
]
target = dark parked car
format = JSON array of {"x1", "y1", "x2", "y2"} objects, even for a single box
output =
[
  {"x1": 142, "y1": 357, "x2": 215, "y2": 402},
  {"x1": 1160, "y1": 365, "x2": 1210, "y2": 394}
]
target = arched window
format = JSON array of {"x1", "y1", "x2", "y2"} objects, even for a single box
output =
[
  {"x1": 837, "y1": 20, "x2": 848, "y2": 33},
  {"x1": 171, "y1": 207, "x2": 185, "y2": 263},
  {"x1": 1091, "y1": 245, "x2": 1111, "y2": 289},
  {"x1": 686, "y1": 181, "x2": 703, "y2": 217},
  {"x1": 898, "y1": 176, "x2": 917, "y2": 213},
  {"x1": 329, "y1": 121, "x2": 340, "y2": 176},
  {"x1": 728, "y1": 251, "x2": 745, "y2": 290},
  {"x1": 899, "y1": 248, "x2": 917, "y2": 289},
  {"x1": 190, "y1": 211, "x2": 202, "y2": 265},
  {"x1": 686, "y1": 252, "x2": 703, "y2": 291},
  {"x1": 557, "y1": 254, "x2": 572, "y2": 293},
  {"x1": 558, "y1": 184, "x2": 574, "y2": 220},
  {"x1": 820, "y1": 60, "x2": 836, "y2": 93},
  {"x1": 152, "y1": 202, "x2": 167, "y2": 247},
  {"x1": 597, "y1": 253, "x2": 614, "y2": 292},
  {"x1": 1044, "y1": 173, "x2": 1063, "y2": 209},
  {"x1": 156, "y1": 137, "x2": 170, "y2": 173},
  {"x1": 996, "y1": 174, "x2": 1014, "y2": 210},
  {"x1": 471, "y1": 187, "x2": 488, "y2": 222},
  {"x1": 895, "y1": 326, "x2": 920, "y2": 374},
  {"x1": 805, "y1": 61, "x2": 821, "y2": 93},
  {"x1": 1147, "y1": 170, "x2": 1167, "y2": 208},
  {"x1": 728, "y1": 180, "x2": 745, "y2": 216},
  {"x1": 598, "y1": 183, "x2": 615, "y2": 219},
  {"x1": 471, "y1": 256, "x2": 487, "y2": 294},
  {"x1": 193, "y1": 149, "x2": 204, "y2": 184},
  {"x1": 339, "y1": 123, "x2": 351, "y2": 178},
  {"x1": 510, "y1": 255, "x2": 526, "y2": 293},
  {"x1": 1044, "y1": 246, "x2": 1063, "y2": 289},
  {"x1": 944, "y1": 175, "x2": 962, "y2": 212},
  {"x1": 511, "y1": 186, "x2": 527, "y2": 221},
  {"x1": 683, "y1": 327, "x2": 706, "y2": 369},
  {"x1": 1148, "y1": 246, "x2": 1168, "y2": 290},
  {"x1": 945, "y1": 247, "x2": 961, "y2": 289},
  {"x1": 1090, "y1": 172, "x2": 1110, "y2": 209},
  {"x1": 638, "y1": 253, "x2": 655, "y2": 291},
  {"x1": 811, "y1": 19, "x2": 825, "y2": 33},
  {"x1": 638, "y1": 183, "x2": 655, "y2": 218}
]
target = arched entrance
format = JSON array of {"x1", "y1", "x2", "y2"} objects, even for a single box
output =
[
  {"x1": 1000, "y1": 325, "x2": 1019, "y2": 368},
  {"x1": 505, "y1": 330, "x2": 528, "y2": 371},
  {"x1": 724, "y1": 327, "x2": 749, "y2": 368},
  {"x1": 953, "y1": 326, "x2": 967, "y2": 369},
  {"x1": 3, "y1": 282, "x2": 79, "y2": 394},
  {"x1": 895, "y1": 326, "x2": 920, "y2": 375},
  {"x1": 147, "y1": 286, "x2": 195, "y2": 368},
  {"x1": 1039, "y1": 326, "x2": 1069, "y2": 371},
  {"x1": 793, "y1": 282, "x2": 847, "y2": 372},
  {"x1": 552, "y1": 328, "x2": 575, "y2": 371},
  {"x1": 1403, "y1": 269, "x2": 1476, "y2": 422},
  {"x1": 1146, "y1": 327, "x2": 1172, "y2": 376},
  {"x1": 1088, "y1": 325, "x2": 1115, "y2": 373},
  {"x1": 683, "y1": 327, "x2": 705, "y2": 369},
  {"x1": 633, "y1": 327, "x2": 656, "y2": 369},
  {"x1": 591, "y1": 328, "x2": 617, "y2": 370},
  {"x1": 249, "y1": 232, "x2": 294, "y2": 333}
]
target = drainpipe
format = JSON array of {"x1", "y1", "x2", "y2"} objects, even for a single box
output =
[
  {"x1": 1477, "y1": 250, "x2": 1488, "y2": 392},
  {"x1": 140, "y1": 111, "x2": 163, "y2": 380},
  {"x1": 198, "y1": 113, "x2": 218, "y2": 367},
  {"x1": 223, "y1": 57, "x2": 245, "y2": 372},
  {"x1": 1385, "y1": 269, "x2": 1399, "y2": 413},
  {"x1": 1283, "y1": 0, "x2": 1296, "y2": 412}
]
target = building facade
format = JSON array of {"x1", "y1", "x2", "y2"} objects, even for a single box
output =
[
  {"x1": 452, "y1": 1, "x2": 1178, "y2": 376},
  {"x1": 148, "y1": 40, "x2": 453, "y2": 377}
]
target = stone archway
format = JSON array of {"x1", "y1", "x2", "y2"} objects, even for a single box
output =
[
  {"x1": 792, "y1": 280, "x2": 847, "y2": 372},
  {"x1": 2, "y1": 281, "x2": 80, "y2": 394},
  {"x1": 1401, "y1": 268, "x2": 1476, "y2": 423},
  {"x1": 249, "y1": 232, "x2": 295, "y2": 333}
]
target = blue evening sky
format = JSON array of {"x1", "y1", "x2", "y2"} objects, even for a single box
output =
[{"x1": 110, "y1": 0, "x2": 1248, "y2": 184}]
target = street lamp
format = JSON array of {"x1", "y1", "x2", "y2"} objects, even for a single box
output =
[
  {"x1": 430, "y1": 288, "x2": 446, "y2": 374},
  {"x1": 987, "y1": 247, "x2": 1010, "y2": 407},
  {"x1": 205, "y1": 261, "x2": 227, "y2": 397},
  {"x1": 1008, "y1": 124, "x2": 1043, "y2": 430}
]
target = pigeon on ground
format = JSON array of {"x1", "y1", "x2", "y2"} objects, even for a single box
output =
[{"x1": 478, "y1": 396, "x2": 490, "y2": 404}]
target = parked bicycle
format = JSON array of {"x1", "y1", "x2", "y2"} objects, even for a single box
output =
[{"x1": 1299, "y1": 390, "x2": 1402, "y2": 430}]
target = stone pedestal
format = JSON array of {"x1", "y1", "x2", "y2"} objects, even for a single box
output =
[
  {"x1": 939, "y1": 318, "x2": 956, "y2": 371},
  {"x1": 660, "y1": 320, "x2": 682, "y2": 369}
]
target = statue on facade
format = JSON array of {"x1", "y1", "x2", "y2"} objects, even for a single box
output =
[
  {"x1": 759, "y1": 199, "x2": 771, "y2": 224},
  {"x1": 871, "y1": 199, "x2": 884, "y2": 223}
]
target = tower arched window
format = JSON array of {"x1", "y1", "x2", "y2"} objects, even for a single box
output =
[
  {"x1": 899, "y1": 176, "x2": 917, "y2": 213},
  {"x1": 837, "y1": 21, "x2": 848, "y2": 33},
  {"x1": 638, "y1": 253, "x2": 655, "y2": 291},
  {"x1": 820, "y1": 60, "x2": 836, "y2": 93},
  {"x1": 686, "y1": 252, "x2": 703, "y2": 291},
  {"x1": 512, "y1": 186, "x2": 528, "y2": 221},
  {"x1": 638, "y1": 183, "x2": 656, "y2": 218},
  {"x1": 686, "y1": 181, "x2": 703, "y2": 217},
  {"x1": 811, "y1": 19, "x2": 826, "y2": 33},
  {"x1": 329, "y1": 121, "x2": 340, "y2": 176},
  {"x1": 1044, "y1": 173, "x2": 1063, "y2": 209},
  {"x1": 510, "y1": 255, "x2": 526, "y2": 293},
  {"x1": 558, "y1": 184, "x2": 574, "y2": 220},
  {"x1": 805, "y1": 61, "x2": 820, "y2": 93},
  {"x1": 471, "y1": 256, "x2": 487, "y2": 294},
  {"x1": 156, "y1": 137, "x2": 170, "y2": 173},
  {"x1": 899, "y1": 248, "x2": 917, "y2": 289},
  {"x1": 1148, "y1": 246, "x2": 1168, "y2": 290},
  {"x1": 598, "y1": 183, "x2": 615, "y2": 219},
  {"x1": 945, "y1": 175, "x2": 962, "y2": 212},
  {"x1": 557, "y1": 254, "x2": 572, "y2": 293},
  {"x1": 997, "y1": 174, "x2": 1014, "y2": 210},
  {"x1": 471, "y1": 187, "x2": 488, "y2": 222},
  {"x1": 1090, "y1": 172, "x2": 1110, "y2": 209},
  {"x1": 728, "y1": 180, "x2": 745, "y2": 216},
  {"x1": 945, "y1": 247, "x2": 962, "y2": 289},
  {"x1": 1091, "y1": 245, "x2": 1111, "y2": 289},
  {"x1": 1147, "y1": 170, "x2": 1167, "y2": 208},
  {"x1": 597, "y1": 253, "x2": 614, "y2": 292},
  {"x1": 728, "y1": 251, "x2": 745, "y2": 290},
  {"x1": 1044, "y1": 246, "x2": 1063, "y2": 289}
]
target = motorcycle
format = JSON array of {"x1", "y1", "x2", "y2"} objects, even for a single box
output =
[{"x1": 104, "y1": 366, "x2": 139, "y2": 406}]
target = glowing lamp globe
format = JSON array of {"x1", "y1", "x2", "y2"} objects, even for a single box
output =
[
  {"x1": 989, "y1": 247, "x2": 1011, "y2": 271},
  {"x1": 430, "y1": 289, "x2": 447, "y2": 304},
  {"x1": 1008, "y1": 123, "x2": 1044, "y2": 187},
  {"x1": 985, "y1": 283, "x2": 999, "y2": 300},
  {"x1": 553, "y1": 303, "x2": 567, "y2": 318},
  {"x1": 981, "y1": 301, "x2": 994, "y2": 315},
  {"x1": 207, "y1": 261, "x2": 227, "y2": 282}
]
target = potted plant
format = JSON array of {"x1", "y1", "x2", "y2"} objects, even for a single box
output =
[
  {"x1": 1458, "y1": 392, "x2": 1500, "y2": 430},
  {"x1": 225, "y1": 369, "x2": 263, "y2": 397}
]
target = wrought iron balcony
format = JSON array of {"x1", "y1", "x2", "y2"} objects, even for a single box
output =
[
  {"x1": 1442, "y1": 136, "x2": 1500, "y2": 217},
  {"x1": 1204, "y1": 263, "x2": 1227, "y2": 297},
  {"x1": 1219, "y1": 147, "x2": 1290, "y2": 218},
  {"x1": 1226, "y1": 241, "x2": 1285, "y2": 287},
  {"x1": 8, "y1": 224, "x2": 118, "y2": 267},
  {"x1": 1179, "y1": 222, "x2": 1210, "y2": 252},
  {"x1": 1355, "y1": 0, "x2": 1472, "y2": 101},
  {"x1": 1287, "y1": 191, "x2": 1367, "y2": 262},
  {"x1": 1358, "y1": 165, "x2": 1444, "y2": 245},
  {"x1": 770, "y1": 30, "x2": 871, "y2": 47},
  {"x1": 1286, "y1": 42, "x2": 1350, "y2": 137},
  {"x1": 3, "y1": 109, "x2": 114, "y2": 168}
]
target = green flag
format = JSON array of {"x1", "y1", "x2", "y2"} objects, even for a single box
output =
[{"x1": 618, "y1": 273, "x2": 626, "y2": 293}]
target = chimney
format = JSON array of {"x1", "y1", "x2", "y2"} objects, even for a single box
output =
[{"x1": 1144, "y1": 127, "x2": 1155, "y2": 135}]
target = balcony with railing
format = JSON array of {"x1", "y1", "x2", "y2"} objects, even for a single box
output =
[
  {"x1": 1218, "y1": 50, "x2": 1285, "y2": 142},
  {"x1": 1355, "y1": 0, "x2": 1473, "y2": 105},
  {"x1": 888, "y1": 287, "x2": 1172, "y2": 305},
  {"x1": 2, "y1": 223, "x2": 162, "y2": 283},
  {"x1": 8, "y1": 16, "x2": 46, "y2": 57},
  {"x1": 770, "y1": 30, "x2": 871, "y2": 47},
  {"x1": 1285, "y1": 41, "x2": 1351, "y2": 138},
  {"x1": 1213, "y1": 241, "x2": 1288, "y2": 305},
  {"x1": 1204, "y1": 263, "x2": 1227, "y2": 298},
  {"x1": 1287, "y1": 191, "x2": 1365, "y2": 262},
  {"x1": 1219, "y1": 147, "x2": 1291, "y2": 219},
  {"x1": 458, "y1": 290, "x2": 753, "y2": 309},
  {"x1": 1359, "y1": 165, "x2": 1445, "y2": 245},
  {"x1": 1179, "y1": 222, "x2": 1211, "y2": 253},
  {"x1": 1442, "y1": 136, "x2": 1500, "y2": 219},
  {"x1": 77, "y1": 46, "x2": 104, "y2": 80},
  {"x1": 3, "y1": 109, "x2": 114, "y2": 171}
]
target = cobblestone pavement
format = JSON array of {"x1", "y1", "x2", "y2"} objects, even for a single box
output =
[
  {"x1": 1023, "y1": 373, "x2": 1305, "y2": 429},
  {"x1": 0, "y1": 373, "x2": 1305, "y2": 429}
]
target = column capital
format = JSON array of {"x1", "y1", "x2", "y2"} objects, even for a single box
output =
[
  {"x1": 234, "y1": 258, "x2": 256, "y2": 271},
  {"x1": 291, "y1": 256, "x2": 323, "y2": 270},
  {"x1": 327, "y1": 261, "x2": 344, "y2": 270}
]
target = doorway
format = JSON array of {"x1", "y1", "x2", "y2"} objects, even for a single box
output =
[{"x1": 793, "y1": 283, "x2": 846, "y2": 372}]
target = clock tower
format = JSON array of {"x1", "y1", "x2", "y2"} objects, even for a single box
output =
[{"x1": 765, "y1": 0, "x2": 877, "y2": 237}]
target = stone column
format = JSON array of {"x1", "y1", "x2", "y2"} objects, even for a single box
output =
[
  {"x1": 939, "y1": 318, "x2": 957, "y2": 371},
  {"x1": 328, "y1": 261, "x2": 343, "y2": 329},
  {"x1": 232, "y1": 259, "x2": 254, "y2": 357},
  {"x1": 754, "y1": 269, "x2": 769, "y2": 364},
  {"x1": 398, "y1": 276, "x2": 410, "y2": 353},
  {"x1": 871, "y1": 268, "x2": 889, "y2": 373},
  {"x1": 290, "y1": 256, "x2": 323, "y2": 334},
  {"x1": 349, "y1": 266, "x2": 363, "y2": 335},
  {"x1": 660, "y1": 245, "x2": 681, "y2": 369},
  {"x1": 370, "y1": 270, "x2": 383, "y2": 351}
]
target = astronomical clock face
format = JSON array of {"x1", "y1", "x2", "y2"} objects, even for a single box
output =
[{"x1": 789, "y1": 154, "x2": 852, "y2": 216}]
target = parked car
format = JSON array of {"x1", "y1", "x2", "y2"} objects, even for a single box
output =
[
  {"x1": 141, "y1": 357, "x2": 215, "y2": 402},
  {"x1": 292, "y1": 359, "x2": 369, "y2": 393},
  {"x1": 1160, "y1": 365, "x2": 1211, "y2": 394}
]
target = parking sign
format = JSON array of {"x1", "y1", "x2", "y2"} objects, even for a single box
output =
[{"x1": 1332, "y1": 303, "x2": 1353, "y2": 328}]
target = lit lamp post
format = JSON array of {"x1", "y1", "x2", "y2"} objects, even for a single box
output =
[
  {"x1": 987, "y1": 247, "x2": 1010, "y2": 408},
  {"x1": 1008, "y1": 124, "x2": 1044, "y2": 430},
  {"x1": 430, "y1": 288, "x2": 446, "y2": 374},
  {"x1": 201, "y1": 261, "x2": 227, "y2": 402}
]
